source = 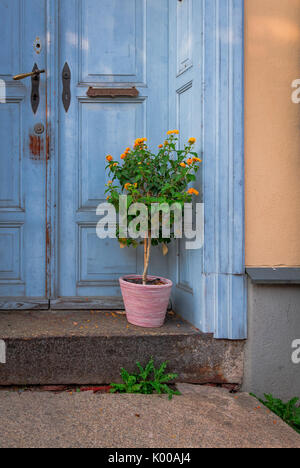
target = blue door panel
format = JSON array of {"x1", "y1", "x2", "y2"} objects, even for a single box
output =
[
  {"x1": 57, "y1": 0, "x2": 169, "y2": 302},
  {"x1": 0, "y1": 0, "x2": 47, "y2": 303}
]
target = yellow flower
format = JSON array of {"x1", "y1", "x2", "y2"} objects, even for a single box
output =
[
  {"x1": 167, "y1": 130, "x2": 179, "y2": 135},
  {"x1": 187, "y1": 188, "x2": 199, "y2": 196},
  {"x1": 187, "y1": 158, "x2": 193, "y2": 166},
  {"x1": 164, "y1": 140, "x2": 169, "y2": 146},
  {"x1": 189, "y1": 138, "x2": 196, "y2": 145},
  {"x1": 106, "y1": 155, "x2": 113, "y2": 162},
  {"x1": 134, "y1": 183, "x2": 138, "y2": 188},
  {"x1": 124, "y1": 183, "x2": 131, "y2": 190},
  {"x1": 134, "y1": 138, "x2": 147, "y2": 148},
  {"x1": 193, "y1": 157, "x2": 202, "y2": 163},
  {"x1": 180, "y1": 162, "x2": 186, "y2": 168}
]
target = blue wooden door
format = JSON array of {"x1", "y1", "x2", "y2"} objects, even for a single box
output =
[
  {"x1": 0, "y1": 0, "x2": 246, "y2": 338},
  {"x1": 53, "y1": 0, "x2": 169, "y2": 308},
  {"x1": 0, "y1": 0, "x2": 48, "y2": 309}
]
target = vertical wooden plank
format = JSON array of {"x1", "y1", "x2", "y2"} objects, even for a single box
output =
[
  {"x1": 0, "y1": 0, "x2": 48, "y2": 305},
  {"x1": 170, "y1": 0, "x2": 246, "y2": 339},
  {"x1": 202, "y1": 0, "x2": 246, "y2": 339}
]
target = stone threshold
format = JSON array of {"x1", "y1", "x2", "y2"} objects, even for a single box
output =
[{"x1": 0, "y1": 310, "x2": 245, "y2": 386}]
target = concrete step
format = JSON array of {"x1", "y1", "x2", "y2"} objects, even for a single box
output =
[{"x1": 0, "y1": 310, "x2": 245, "y2": 386}]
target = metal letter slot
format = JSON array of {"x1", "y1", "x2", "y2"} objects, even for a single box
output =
[{"x1": 86, "y1": 87, "x2": 139, "y2": 98}]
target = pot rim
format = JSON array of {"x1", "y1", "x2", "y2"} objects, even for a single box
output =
[{"x1": 120, "y1": 275, "x2": 173, "y2": 288}]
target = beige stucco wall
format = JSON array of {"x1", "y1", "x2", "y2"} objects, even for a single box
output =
[{"x1": 245, "y1": 0, "x2": 300, "y2": 267}]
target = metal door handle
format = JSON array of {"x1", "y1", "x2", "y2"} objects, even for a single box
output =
[
  {"x1": 13, "y1": 68, "x2": 45, "y2": 81},
  {"x1": 13, "y1": 64, "x2": 44, "y2": 114}
]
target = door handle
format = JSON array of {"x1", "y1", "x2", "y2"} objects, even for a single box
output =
[
  {"x1": 13, "y1": 64, "x2": 44, "y2": 114},
  {"x1": 13, "y1": 68, "x2": 45, "y2": 81}
]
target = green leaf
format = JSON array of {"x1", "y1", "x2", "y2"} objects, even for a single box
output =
[{"x1": 109, "y1": 359, "x2": 179, "y2": 399}]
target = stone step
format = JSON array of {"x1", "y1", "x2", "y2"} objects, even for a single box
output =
[{"x1": 0, "y1": 310, "x2": 245, "y2": 386}]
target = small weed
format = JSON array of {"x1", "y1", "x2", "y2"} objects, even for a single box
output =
[
  {"x1": 250, "y1": 393, "x2": 300, "y2": 434},
  {"x1": 110, "y1": 358, "x2": 181, "y2": 400}
]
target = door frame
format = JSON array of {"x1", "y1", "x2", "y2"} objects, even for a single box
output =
[
  {"x1": 201, "y1": 0, "x2": 246, "y2": 339},
  {"x1": 46, "y1": 0, "x2": 59, "y2": 302}
]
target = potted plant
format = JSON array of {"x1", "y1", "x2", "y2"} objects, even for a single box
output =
[{"x1": 105, "y1": 130, "x2": 202, "y2": 328}]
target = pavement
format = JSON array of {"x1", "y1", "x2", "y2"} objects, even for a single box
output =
[{"x1": 0, "y1": 384, "x2": 299, "y2": 448}]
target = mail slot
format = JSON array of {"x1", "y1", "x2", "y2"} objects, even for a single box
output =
[{"x1": 86, "y1": 87, "x2": 139, "y2": 98}]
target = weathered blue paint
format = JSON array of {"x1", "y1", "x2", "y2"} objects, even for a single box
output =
[
  {"x1": 204, "y1": 0, "x2": 246, "y2": 339},
  {"x1": 57, "y1": 0, "x2": 169, "y2": 302},
  {"x1": 0, "y1": 0, "x2": 48, "y2": 304},
  {"x1": 168, "y1": 0, "x2": 246, "y2": 339}
]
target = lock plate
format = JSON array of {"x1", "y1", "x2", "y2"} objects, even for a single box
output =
[
  {"x1": 62, "y1": 62, "x2": 71, "y2": 112},
  {"x1": 31, "y1": 63, "x2": 40, "y2": 114}
]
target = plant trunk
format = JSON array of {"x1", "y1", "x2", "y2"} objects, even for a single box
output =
[{"x1": 143, "y1": 233, "x2": 151, "y2": 285}]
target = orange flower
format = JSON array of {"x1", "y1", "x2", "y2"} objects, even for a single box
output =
[
  {"x1": 167, "y1": 130, "x2": 179, "y2": 135},
  {"x1": 180, "y1": 162, "x2": 186, "y2": 168},
  {"x1": 187, "y1": 158, "x2": 193, "y2": 166},
  {"x1": 193, "y1": 157, "x2": 202, "y2": 163},
  {"x1": 121, "y1": 153, "x2": 127, "y2": 160},
  {"x1": 108, "y1": 181, "x2": 113, "y2": 185},
  {"x1": 164, "y1": 140, "x2": 169, "y2": 146},
  {"x1": 119, "y1": 239, "x2": 127, "y2": 249},
  {"x1": 187, "y1": 188, "x2": 199, "y2": 196},
  {"x1": 125, "y1": 147, "x2": 131, "y2": 153},
  {"x1": 106, "y1": 155, "x2": 113, "y2": 162},
  {"x1": 134, "y1": 138, "x2": 147, "y2": 148},
  {"x1": 158, "y1": 144, "x2": 163, "y2": 149},
  {"x1": 113, "y1": 163, "x2": 118, "y2": 167},
  {"x1": 189, "y1": 138, "x2": 196, "y2": 145},
  {"x1": 124, "y1": 183, "x2": 131, "y2": 190}
]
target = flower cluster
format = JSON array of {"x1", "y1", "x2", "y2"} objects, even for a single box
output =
[{"x1": 104, "y1": 130, "x2": 202, "y2": 247}]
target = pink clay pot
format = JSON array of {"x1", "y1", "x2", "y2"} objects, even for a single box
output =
[{"x1": 119, "y1": 275, "x2": 173, "y2": 328}]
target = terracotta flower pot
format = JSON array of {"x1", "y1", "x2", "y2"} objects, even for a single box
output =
[{"x1": 119, "y1": 275, "x2": 173, "y2": 328}]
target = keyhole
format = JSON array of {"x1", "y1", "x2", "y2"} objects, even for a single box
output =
[{"x1": 34, "y1": 38, "x2": 42, "y2": 54}]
